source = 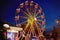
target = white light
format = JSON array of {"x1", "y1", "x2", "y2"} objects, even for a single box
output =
[
  {"x1": 7, "y1": 30, "x2": 18, "y2": 33},
  {"x1": 20, "y1": 3, "x2": 24, "y2": 5},
  {"x1": 34, "y1": 17, "x2": 37, "y2": 20},
  {"x1": 56, "y1": 21, "x2": 59, "y2": 23},
  {"x1": 3, "y1": 24, "x2": 9, "y2": 28},
  {"x1": 10, "y1": 27, "x2": 23, "y2": 31},
  {"x1": 25, "y1": 1, "x2": 28, "y2": 3}
]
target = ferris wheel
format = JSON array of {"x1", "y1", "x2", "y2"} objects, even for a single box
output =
[{"x1": 15, "y1": 1, "x2": 46, "y2": 36}]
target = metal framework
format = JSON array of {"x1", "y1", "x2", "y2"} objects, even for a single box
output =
[{"x1": 15, "y1": 1, "x2": 46, "y2": 38}]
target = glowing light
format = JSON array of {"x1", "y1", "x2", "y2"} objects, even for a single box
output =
[
  {"x1": 20, "y1": 3, "x2": 24, "y2": 5},
  {"x1": 34, "y1": 17, "x2": 37, "y2": 20},
  {"x1": 41, "y1": 15, "x2": 45, "y2": 19},
  {"x1": 15, "y1": 15, "x2": 19, "y2": 21},
  {"x1": 25, "y1": 1, "x2": 28, "y2": 5},
  {"x1": 20, "y1": 3, "x2": 24, "y2": 8},
  {"x1": 3, "y1": 24, "x2": 9, "y2": 28},
  {"x1": 27, "y1": 16, "x2": 35, "y2": 24},
  {"x1": 10, "y1": 26, "x2": 23, "y2": 31},
  {"x1": 31, "y1": 1, "x2": 33, "y2": 3},
  {"x1": 7, "y1": 30, "x2": 18, "y2": 33},
  {"x1": 16, "y1": 8, "x2": 20, "y2": 13},
  {"x1": 38, "y1": 9, "x2": 42, "y2": 13},
  {"x1": 35, "y1": 4, "x2": 38, "y2": 9},
  {"x1": 7, "y1": 32, "x2": 14, "y2": 40},
  {"x1": 30, "y1": 1, "x2": 33, "y2": 6},
  {"x1": 55, "y1": 19, "x2": 59, "y2": 24}
]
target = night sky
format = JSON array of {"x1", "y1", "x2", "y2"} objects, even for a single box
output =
[{"x1": 0, "y1": 0, "x2": 60, "y2": 31}]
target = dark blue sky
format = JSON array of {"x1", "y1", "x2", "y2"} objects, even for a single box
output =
[{"x1": 0, "y1": 0, "x2": 60, "y2": 31}]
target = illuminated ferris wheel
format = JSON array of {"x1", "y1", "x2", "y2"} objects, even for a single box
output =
[{"x1": 15, "y1": 1, "x2": 46, "y2": 36}]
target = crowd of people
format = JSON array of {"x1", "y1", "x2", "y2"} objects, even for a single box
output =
[
  {"x1": 18, "y1": 31, "x2": 60, "y2": 40},
  {"x1": 0, "y1": 30, "x2": 60, "y2": 40},
  {"x1": 1, "y1": 27, "x2": 60, "y2": 40}
]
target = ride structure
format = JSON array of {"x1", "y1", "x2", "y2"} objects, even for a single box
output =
[{"x1": 15, "y1": 1, "x2": 46, "y2": 38}]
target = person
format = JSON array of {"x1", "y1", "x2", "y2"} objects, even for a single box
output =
[
  {"x1": 25, "y1": 34, "x2": 30, "y2": 40},
  {"x1": 56, "y1": 37, "x2": 60, "y2": 40},
  {"x1": 15, "y1": 33, "x2": 18, "y2": 40},
  {"x1": 50, "y1": 38, "x2": 54, "y2": 40},
  {"x1": 19, "y1": 31, "x2": 25, "y2": 40},
  {"x1": 36, "y1": 35, "x2": 39, "y2": 40},
  {"x1": 44, "y1": 37, "x2": 46, "y2": 40}
]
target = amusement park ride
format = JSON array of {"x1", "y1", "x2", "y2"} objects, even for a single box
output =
[
  {"x1": 3, "y1": 1, "x2": 46, "y2": 40},
  {"x1": 15, "y1": 0, "x2": 46, "y2": 40}
]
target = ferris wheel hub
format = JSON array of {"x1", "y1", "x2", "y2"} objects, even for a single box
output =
[{"x1": 27, "y1": 16, "x2": 37, "y2": 24}]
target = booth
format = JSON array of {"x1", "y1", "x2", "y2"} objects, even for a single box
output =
[{"x1": 3, "y1": 25, "x2": 23, "y2": 40}]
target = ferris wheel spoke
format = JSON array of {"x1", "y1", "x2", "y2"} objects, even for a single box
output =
[
  {"x1": 35, "y1": 22, "x2": 41, "y2": 34},
  {"x1": 20, "y1": 21, "x2": 27, "y2": 24},
  {"x1": 19, "y1": 16, "x2": 28, "y2": 19},
  {"x1": 29, "y1": 24, "x2": 35, "y2": 36},
  {"x1": 24, "y1": 23, "x2": 29, "y2": 31},
  {"x1": 34, "y1": 9, "x2": 37, "y2": 17},
  {"x1": 36, "y1": 16, "x2": 41, "y2": 18},
  {"x1": 37, "y1": 22, "x2": 41, "y2": 26},
  {"x1": 35, "y1": 22, "x2": 39, "y2": 31},
  {"x1": 35, "y1": 12, "x2": 39, "y2": 17},
  {"x1": 24, "y1": 8, "x2": 31, "y2": 15},
  {"x1": 29, "y1": 8, "x2": 33, "y2": 15},
  {"x1": 26, "y1": 8, "x2": 32, "y2": 16},
  {"x1": 37, "y1": 22, "x2": 42, "y2": 27},
  {"x1": 37, "y1": 19, "x2": 42, "y2": 22},
  {"x1": 30, "y1": 6, "x2": 35, "y2": 15},
  {"x1": 22, "y1": 11, "x2": 29, "y2": 16}
]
